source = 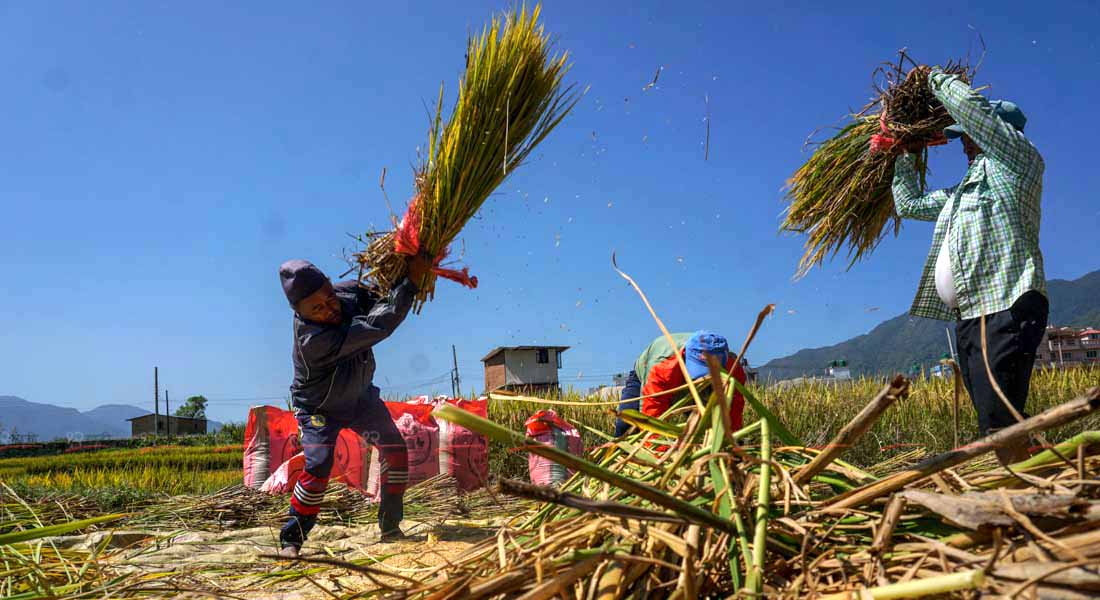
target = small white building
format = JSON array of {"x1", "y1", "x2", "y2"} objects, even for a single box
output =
[
  {"x1": 482, "y1": 345, "x2": 569, "y2": 394},
  {"x1": 825, "y1": 360, "x2": 851, "y2": 381},
  {"x1": 930, "y1": 363, "x2": 955, "y2": 378}
]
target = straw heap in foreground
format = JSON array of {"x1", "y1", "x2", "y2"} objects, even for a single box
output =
[{"x1": 394, "y1": 374, "x2": 1100, "y2": 598}]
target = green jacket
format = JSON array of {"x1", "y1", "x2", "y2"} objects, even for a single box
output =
[
  {"x1": 892, "y1": 68, "x2": 1046, "y2": 321},
  {"x1": 634, "y1": 333, "x2": 692, "y2": 387}
]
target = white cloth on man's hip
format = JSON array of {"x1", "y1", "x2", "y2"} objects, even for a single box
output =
[{"x1": 934, "y1": 224, "x2": 959, "y2": 310}]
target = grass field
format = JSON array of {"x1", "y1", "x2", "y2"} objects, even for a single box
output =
[
  {"x1": 756, "y1": 365, "x2": 1100, "y2": 464},
  {"x1": 0, "y1": 444, "x2": 243, "y2": 504}
]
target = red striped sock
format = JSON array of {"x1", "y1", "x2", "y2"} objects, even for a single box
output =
[{"x1": 290, "y1": 472, "x2": 329, "y2": 516}]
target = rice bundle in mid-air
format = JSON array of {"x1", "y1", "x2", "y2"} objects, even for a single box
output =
[
  {"x1": 354, "y1": 4, "x2": 580, "y2": 311},
  {"x1": 782, "y1": 53, "x2": 972, "y2": 278}
]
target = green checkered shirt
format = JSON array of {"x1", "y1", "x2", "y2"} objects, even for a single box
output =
[{"x1": 892, "y1": 69, "x2": 1046, "y2": 322}]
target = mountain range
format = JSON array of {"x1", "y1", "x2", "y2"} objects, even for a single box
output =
[
  {"x1": 0, "y1": 396, "x2": 221, "y2": 442},
  {"x1": 758, "y1": 269, "x2": 1100, "y2": 381}
]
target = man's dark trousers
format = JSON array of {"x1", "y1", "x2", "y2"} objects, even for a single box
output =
[
  {"x1": 614, "y1": 370, "x2": 642, "y2": 437},
  {"x1": 955, "y1": 290, "x2": 1048, "y2": 437},
  {"x1": 280, "y1": 391, "x2": 408, "y2": 549}
]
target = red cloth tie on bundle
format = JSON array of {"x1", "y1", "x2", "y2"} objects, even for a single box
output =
[
  {"x1": 869, "y1": 112, "x2": 947, "y2": 154},
  {"x1": 393, "y1": 197, "x2": 478, "y2": 289}
]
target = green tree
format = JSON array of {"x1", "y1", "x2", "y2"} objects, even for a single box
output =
[
  {"x1": 217, "y1": 421, "x2": 246, "y2": 443},
  {"x1": 175, "y1": 395, "x2": 209, "y2": 419}
]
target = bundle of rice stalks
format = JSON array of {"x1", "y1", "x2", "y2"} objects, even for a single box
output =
[
  {"x1": 354, "y1": 4, "x2": 580, "y2": 311},
  {"x1": 783, "y1": 53, "x2": 971, "y2": 277}
]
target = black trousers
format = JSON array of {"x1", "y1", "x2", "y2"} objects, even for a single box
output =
[
  {"x1": 955, "y1": 291, "x2": 1049, "y2": 436},
  {"x1": 280, "y1": 392, "x2": 408, "y2": 549},
  {"x1": 614, "y1": 370, "x2": 643, "y2": 437}
]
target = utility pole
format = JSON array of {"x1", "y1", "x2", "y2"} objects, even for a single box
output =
[
  {"x1": 451, "y1": 345, "x2": 461, "y2": 399},
  {"x1": 165, "y1": 390, "x2": 170, "y2": 440},
  {"x1": 945, "y1": 327, "x2": 958, "y2": 364},
  {"x1": 153, "y1": 366, "x2": 160, "y2": 440}
]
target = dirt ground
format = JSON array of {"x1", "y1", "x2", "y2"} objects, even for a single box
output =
[{"x1": 55, "y1": 519, "x2": 499, "y2": 598}]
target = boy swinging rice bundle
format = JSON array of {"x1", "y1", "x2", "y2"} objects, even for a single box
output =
[
  {"x1": 782, "y1": 52, "x2": 972, "y2": 277},
  {"x1": 273, "y1": 4, "x2": 578, "y2": 558},
  {"x1": 353, "y1": 4, "x2": 581, "y2": 312}
]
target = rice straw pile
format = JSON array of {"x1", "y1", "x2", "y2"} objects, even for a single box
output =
[
  {"x1": 323, "y1": 264, "x2": 1100, "y2": 599},
  {"x1": 783, "y1": 53, "x2": 972, "y2": 278},
  {"x1": 377, "y1": 374, "x2": 1100, "y2": 599},
  {"x1": 354, "y1": 4, "x2": 580, "y2": 311}
]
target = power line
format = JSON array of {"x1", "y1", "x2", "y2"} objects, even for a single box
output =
[
  {"x1": 204, "y1": 396, "x2": 287, "y2": 404},
  {"x1": 380, "y1": 370, "x2": 454, "y2": 391},
  {"x1": 163, "y1": 368, "x2": 621, "y2": 407}
]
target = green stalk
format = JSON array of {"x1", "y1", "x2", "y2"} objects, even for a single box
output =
[
  {"x1": 1005, "y1": 430, "x2": 1099, "y2": 470},
  {"x1": 580, "y1": 424, "x2": 614, "y2": 442},
  {"x1": 714, "y1": 369, "x2": 754, "y2": 585},
  {"x1": 733, "y1": 419, "x2": 763, "y2": 440},
  {"x1": 831, "y1": 458, "x2": 877, "y2": 481},
  {"x1": 974, "y1": 430, "x2": 1100, "y2": 489},
  {"x1": 434, "y1": 404, "x2": 736, "y2": 533},
  {"x1": 606, "y1": 441, "x2": 663, "y2": 467},
  {"x1": 812, "y1": 474, "x2": 858, "y2": 492},
  {"x1": 617, "y1": 409, "x2": 685, "y2": 438},
  {"x1": 707, "y1": 398, "x2": 747, "y2": 589},
  {"x1": 747, "y1": 418, "x2": 771, "y2": 594},
  {"x1": 657, "y1": 389, "x2": 723, "y2": 489},
  {"x1": 0, "y1": 514, "x2": 125, "y2": 545}
]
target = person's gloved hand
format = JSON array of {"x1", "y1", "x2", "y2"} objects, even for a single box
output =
[
  {"x1": 406, "y1": 253, "x2": 434, "y2": 282},
  {"x1": 903, "y1": 139, "x2": 926, "y2": 154}
]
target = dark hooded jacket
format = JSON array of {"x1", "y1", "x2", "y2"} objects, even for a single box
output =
[{"x1": 289, "y1": 279, "x2": 417, "y2": 415}]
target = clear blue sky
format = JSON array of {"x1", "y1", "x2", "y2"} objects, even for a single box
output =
[{"x1": 3, "y1": 1, "x2": 1098, "y2": 423}]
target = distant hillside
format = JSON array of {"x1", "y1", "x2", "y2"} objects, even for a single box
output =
[
  {"x1": 82, "y1": 404, "x2": 149, "y2": 427},
  {"x1": 0, "y1": 396, "x2": 127, "y2": 441},
  {"x1": 1047, "y1": 270, "x2": 1100, "y2": 327},
  {"x1": 0, "y1": 397, "x2": 222, "y2": 442},
  {"x1": 759, "y1": 269, "x2": 1100, "y2": 381},
  {"x1": 1071, "y1": 309, "x2": 1100, "y2": 329}
]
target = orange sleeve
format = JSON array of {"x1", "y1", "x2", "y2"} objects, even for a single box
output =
[
  {"x1": 642, "y1": 354, "x2": 747, "y2": 430},
  {"x1": 640, "y1": 354, "x2": 685, "y2": 418},
  {"x1": 726, "y1": 358, "x2": 747, "y2": 431}
]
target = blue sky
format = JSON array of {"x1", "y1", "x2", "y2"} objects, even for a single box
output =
[{"x1": 3, "y1": 1, "x2": 1098, "y2": 424}]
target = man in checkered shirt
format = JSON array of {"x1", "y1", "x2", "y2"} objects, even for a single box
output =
[{"x1": 893, "y1": 67, "x2": 1047, "y2": 465}]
